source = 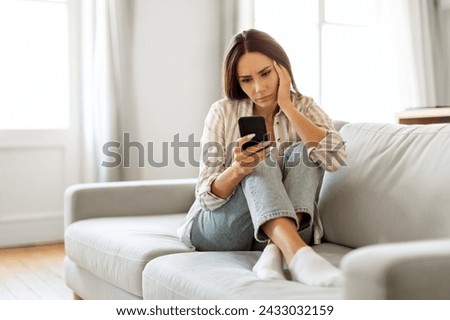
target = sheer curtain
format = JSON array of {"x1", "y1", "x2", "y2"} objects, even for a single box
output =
[
  {"x1": 252, "y1": 1, "x2": 448, "y2": 122},
  {"x1": 220, "y1": 0, "x2": 254, "y2": 54},
  {"x1": 385, "y1": 0, "x2": 446, "y2": 108},
  {"x1": 80, "y1": 0, "x2": 134, "y2": 182}
]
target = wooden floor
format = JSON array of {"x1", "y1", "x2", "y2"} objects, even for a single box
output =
[{"x1": 0, "y1": 243, "x2": 72, "y2": 300}]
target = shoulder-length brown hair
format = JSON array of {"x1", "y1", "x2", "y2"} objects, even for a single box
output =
[{"x1": 223, "y1": 29, "x2": 300, "y2": 100}]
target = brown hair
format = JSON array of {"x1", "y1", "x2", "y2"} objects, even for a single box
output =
[{"x1": 223, "y1": 29, "x2": 300, "y2": 100}]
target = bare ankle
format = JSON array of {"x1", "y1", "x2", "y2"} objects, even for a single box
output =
[{"x1": 261, "y1": 217, "x2": 308, "y2": 263}]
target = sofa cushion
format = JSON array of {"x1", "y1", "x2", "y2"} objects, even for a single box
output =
[
  {"x1": 65, "y1": 214, "x2": 193, "y2": 297},
  {"x1": 142, "y1": 243, "x2": 352, "y2": 299},
  {"x1": 319, "y1": 123, "x2": 450, "y2": 248}
]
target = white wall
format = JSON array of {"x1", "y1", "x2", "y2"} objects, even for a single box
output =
[{"x1": 129, "y1": 0, "x2": 223, "y2": 180}]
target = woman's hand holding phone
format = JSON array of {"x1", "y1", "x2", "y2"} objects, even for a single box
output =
[
  {"x1": 232, "y1": 134, "x2": 271, "y2": 177},
  {"x1": 211, "y1": 134, "x2": 270, "y2": 200}
]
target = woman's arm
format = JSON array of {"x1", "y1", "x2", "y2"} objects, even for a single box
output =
[
  {"x1": 281, "y1": 106, "x2": 327, "y2": 148},
  {"x1": 211, "y1": 135, "x2": 270, "y2": 199},
  {"x1": 196, "y1": 102, "x2": 270, "y2": 210},
  {"x1": 210, "y1": 166, "x2": 244, "y2": 199},
  {"x1": 273, "y1": 61, "x2": 326, "y2": 146},
  {"x1": 273, "y1": 61, "x2": 346, "y2": 172}
]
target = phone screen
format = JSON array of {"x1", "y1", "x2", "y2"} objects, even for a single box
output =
[{"x1": 238, "y1": 116, "x2": 268, "y2": 150}]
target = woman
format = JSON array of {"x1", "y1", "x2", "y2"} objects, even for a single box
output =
[{"x1": 178, "y1": 29, "x2": 346, "y2": 287}]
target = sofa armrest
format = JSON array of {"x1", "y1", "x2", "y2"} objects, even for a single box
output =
[
  {"x1": 64, "y1": 178, "x2": 196, "y2": 227},
  {"x1": 341, "y1": 238, "x2": 450, "y2": 299}
]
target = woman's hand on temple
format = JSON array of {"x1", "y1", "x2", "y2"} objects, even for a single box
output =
[{"x1": 273, "y1": 61, "x2": 294, "y2": 110}]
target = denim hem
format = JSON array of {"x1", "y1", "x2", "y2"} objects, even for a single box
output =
[
  {"x1": 294, "y1": 207, "x2": 314, "y2": 232},
  {"x1": 293, "y1": 207, "x2": 314, "y2": 215},
  {"x1": 254, "y1": 210, "x2": 299, "y2": 242}
]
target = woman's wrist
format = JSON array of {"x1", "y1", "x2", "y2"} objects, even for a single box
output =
[
  {"x1": 279, "y1": 101, "x2": 297, "y2": 115},
  {"x1": 211, "y1": 165, "x2": 245, "y2": 199},
  {"x1": 230, "y1": 162, "x2": 249, "y2": 180}
]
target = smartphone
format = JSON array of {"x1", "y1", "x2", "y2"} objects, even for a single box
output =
[{"x1": 238, "y1": 116, "x2": 268, "y2": 150}]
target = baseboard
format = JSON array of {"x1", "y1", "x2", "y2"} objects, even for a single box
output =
[{"x1": 0, "y1": 211, "x2": 64, "y2": 248}]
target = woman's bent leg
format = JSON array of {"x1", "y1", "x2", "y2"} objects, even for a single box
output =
[
  {"x1": 240, "y1": 160, "x2": 299, "y2": 242},
  {"x1": 282, "y1": 142, "x2": 324, "y2": 244},
  {"x1": 241, "y1": 161, "x2": 299, "y2": 280},
  {"x1": 279, "y1": 142, "x2": 341, "y2": 286},
  {"x1": 255, "y1": 143, "x2": 342, "y2": 287}
]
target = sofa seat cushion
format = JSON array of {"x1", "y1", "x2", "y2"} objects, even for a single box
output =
[
  {"x1": 142, "y1": 243, "x2": 352, "y2": 299},
  {"x1": 65, "y1": 214, "x2": 193, "y2": 297}
]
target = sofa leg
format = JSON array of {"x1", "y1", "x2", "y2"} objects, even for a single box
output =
[{"x1": 73, "y1": 293, "x2": 83, "y2": 300}]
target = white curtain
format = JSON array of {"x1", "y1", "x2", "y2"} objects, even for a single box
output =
[
  {"x1": 80, "y1": 0, "x2": 134, "y2": 182},
  {"x1": 385, "y1": 0, "x2": 446, "y2": 108},
  {"x1": 220, "y1": 0, "x2": 255, "y2": 53}
]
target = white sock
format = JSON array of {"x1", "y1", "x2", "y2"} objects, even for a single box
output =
[
  {"x1": 252, "y1": 243, "x2": 286, "y2": 280},
  {"x1": 288, "y1": 246, "x2": 343, "y2": 287}
]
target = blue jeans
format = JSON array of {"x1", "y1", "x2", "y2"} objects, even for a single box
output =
[{"x1": 190, "y1": 142, "x2": 323, "y2": 251}]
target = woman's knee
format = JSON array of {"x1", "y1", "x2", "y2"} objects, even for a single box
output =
[
  {"x1": 283, "y1": 142, "x2": 318, "y2": 169},
  {"x1": 249, "y1": 157, "x2": 282, "y2": 180}
]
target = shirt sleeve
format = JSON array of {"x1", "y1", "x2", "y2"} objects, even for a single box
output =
[
  {"x1": 196, "y1": 102, "x2": 234, "y2": 211},
  {"x1": 302, "y1": 98, "x2": 347, "y2": 172}
]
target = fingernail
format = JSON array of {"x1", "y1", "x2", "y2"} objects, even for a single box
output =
[
  {"x1": 262, "y1": 141, "x2": 271, "y2": 147},
  {"x1": 247, "y1": 133, "x2": 256, "y2": 139}
]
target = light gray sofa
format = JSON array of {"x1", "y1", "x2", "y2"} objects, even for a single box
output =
[{"x1": 64, "y1": 122, "x2": 450, "y2": 299}]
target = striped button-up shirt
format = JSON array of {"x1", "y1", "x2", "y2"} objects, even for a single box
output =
[{"x1": 178, "y1": 93, "x2": 346, "y2": 246}]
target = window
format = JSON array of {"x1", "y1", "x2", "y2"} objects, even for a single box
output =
[
  {"x1": 255, "y1": 0, "x2": 401, "y2": 123},
  {"x1": 0, "y1": 0, "x2": 70, "y2": 130},
  {"x1": 0, "y1": 0, "x2": 80, "y2": 247},
  {"x1": 324, "y1": 0, "x2": 376, "y2": 25},
  {"x1": 255, "y1": 0, "x2": 320, "y2": 101}
]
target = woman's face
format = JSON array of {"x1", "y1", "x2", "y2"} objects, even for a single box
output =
[{"x1": 236, "y1": 52, "x2": 279, "y2": 110}]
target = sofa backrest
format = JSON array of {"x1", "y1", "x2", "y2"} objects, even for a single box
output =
[{"x1": 318, "y1": 122, "x2": 450, "y2": 248}]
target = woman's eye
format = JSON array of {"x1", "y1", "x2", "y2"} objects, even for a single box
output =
[
  {"x1": 240, "y1": 78, "x2": 251, "y2": 83},
  {"x1": 262, "y1": 70, "x2": 271, "y2": 77}
]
